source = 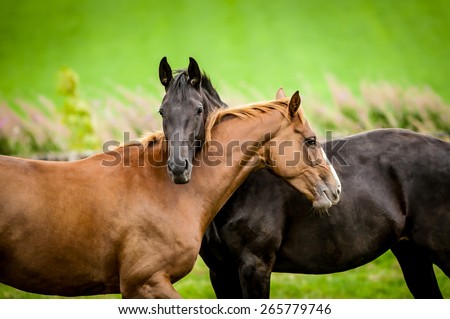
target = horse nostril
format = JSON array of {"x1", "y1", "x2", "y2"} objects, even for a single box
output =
[
  {"x1": 168, "y1": 160, "x2": 175, "y2": 172},
  {"x1": 168, "y1": 159, "x2": 189, "y2": 175}
]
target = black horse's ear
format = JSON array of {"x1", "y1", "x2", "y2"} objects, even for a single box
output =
[
  {"x1": 289, "y1": 91, "x2": 301, "y2": 117},
  {"x1": 159, "y1": 57, "x2": 173, "y2": 91},
  {"x1": 188, "y1": 57, "x2": 201, "y2": 89}
]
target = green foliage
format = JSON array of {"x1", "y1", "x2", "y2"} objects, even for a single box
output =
[
  {"x1": 0, "y1": 75, "x2": 161, "y2": 156},
  {"x1": 0, "y1": 136, "x2": 14, "y2": 155},
  {"x1": 309, "y1": 78, "x2": 450, "y2": 140},
  {"x1": 58, "y1": 68, "x2": 99, "y2": 151},
  {"x1": 0, "y1": 99, "x2": 66, "y2": 156},
  {"x1": 1, "y1": 77, "x2": 448, "y2": 156}
]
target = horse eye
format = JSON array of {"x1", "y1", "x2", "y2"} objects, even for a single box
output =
[
  {"x1": 305, "y1": 138, "x2": 316, "y2": 147},
  {"x1": 196, "y1": 107, "x2": 203, "y2": 115},
  {"x1": 158, "y1": 109, "x2": 164, "y2": 117}
]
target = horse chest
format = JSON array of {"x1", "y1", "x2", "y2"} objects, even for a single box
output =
[{"x1": 119, "y1": 213, "x2": 202, "y2": 278}]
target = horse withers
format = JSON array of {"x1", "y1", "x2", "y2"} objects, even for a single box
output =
[{"x1": 0, "y1": 92, "x2": 340, "y2": 298}]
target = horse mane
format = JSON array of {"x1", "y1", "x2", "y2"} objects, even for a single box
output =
[
  {"x1": 115, "y1": 131, "x2": 166, "y2": 151},
  {"x1": 204, "y1": 98, "x2": 291, "y2": 143},
  {"x1": 198, "y1": 73, "x2": 226, "y2": 107},
  {"x1": 173, "y1": 69, "x2": 227, "y2": 113},
  {"x1": 118, "y1": 98, "x2": 294, "y2": 151},
  {"x1": 139, "y1": 131, "x2": 166, "y2": 148},
  {"x1": 173, "y1": 69, "x2": 216, "y2": 96}
]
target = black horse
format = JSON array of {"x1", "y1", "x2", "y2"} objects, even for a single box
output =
[
  {"x1": 200, "y1": 128, "x2": 450, "y2": 298},
  {"x1": 158, "y1": 57, "x2": 227, "y2": 183},
  {"x1": 157, "y1": 61, "x2": 450, "y2": 298}
]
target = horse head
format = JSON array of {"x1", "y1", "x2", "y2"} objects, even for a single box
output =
[
  {"x1": 264, "y1": 90, "x2": 341, "y2": 210},
  {"x1": 158, "y1": 57, "x2": 226, "y2": 184}
]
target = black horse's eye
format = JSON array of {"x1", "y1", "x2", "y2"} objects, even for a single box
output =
[
  {"x1": 196, "y1": 106, "x2": 203, "y2": 115},
  {"x1": 158, "y1": 109, "x2": 164, "y2": 117},
  {"x1": 305, "y1": 137, "x2": 317, "y2": 147}
]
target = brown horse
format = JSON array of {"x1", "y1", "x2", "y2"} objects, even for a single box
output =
[{"x1": 0, "y1": 92, "x2": 340, "y2": 298}]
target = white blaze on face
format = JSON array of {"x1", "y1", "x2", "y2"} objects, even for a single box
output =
[{"x1": 321, "y1": 148, "x2": 341, "y2": 193}]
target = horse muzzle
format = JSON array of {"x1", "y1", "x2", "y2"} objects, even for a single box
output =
[
  {"x1": 313, "y1": 181, "x2": 341, "y2": 210},
  {"x1": 167, "y1": 158, "x2": 192, "y2": 184}
]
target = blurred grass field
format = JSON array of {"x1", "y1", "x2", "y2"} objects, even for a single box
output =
[
  {"x1": 0, "y1": 0, "x2": 449, "y2": 299},
  {"x1": 1, "y1": 0, "x2": 449, "y2": 103}
]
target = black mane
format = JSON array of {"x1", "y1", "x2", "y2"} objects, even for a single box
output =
[{"x1": 172, "y1": 69, "x2": 227, "y2": 114}]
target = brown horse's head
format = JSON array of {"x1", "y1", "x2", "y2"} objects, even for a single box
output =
[{"x1": 263, "y1": 89, "x2": 341, "y2": 210}]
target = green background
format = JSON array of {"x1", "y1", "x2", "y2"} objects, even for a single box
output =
[{"x1": 1, "y1": 0, "x2": 449, "y2": 103}]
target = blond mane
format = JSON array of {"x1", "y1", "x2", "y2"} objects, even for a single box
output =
[
  {"x1": 139, "y1": 131, "x2": 166, "y2": 148},
  {"x1": 205, "y1": 98, "x2": 291, "y2": 143},
  {"x1": 115, "y1": 131, "x2": 166, "y2": 151}
]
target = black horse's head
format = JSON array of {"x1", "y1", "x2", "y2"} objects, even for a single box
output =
[{"x1": 158, "y1": 57, "x2": 226, "y2": 184}]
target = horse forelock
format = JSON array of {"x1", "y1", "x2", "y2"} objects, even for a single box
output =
[
  {"x1": 169, "y1": 70, "x2": 190, "y2": 100},
  {"x1": 204, "y1": 99, "x2": 292, "y2": 144},
  {"x1": 173, "y1": 69, "x2": 216, "y2": 94}
]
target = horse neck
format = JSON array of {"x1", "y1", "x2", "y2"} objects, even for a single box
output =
[{"x1": 192, "y1": 109, "x2": 285, "y2": 233}]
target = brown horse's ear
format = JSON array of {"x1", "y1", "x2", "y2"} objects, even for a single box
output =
[
  {"x1": 276, "y1": 87, "x2": 286, "y2": 99},
  {"x1": 289, "y1": 91, "x2": 301, "y2": 117},
  {"x1": 188, "y1": 57, "x2": 201, "y2": 89},
  {"x1": 159, "y1": 57, "x2": 173, "y2": 91}
]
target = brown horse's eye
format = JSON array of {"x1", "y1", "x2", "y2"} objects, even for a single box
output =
[{"x1": 305, "y1": 138, "x2": 316, "y2": 147}]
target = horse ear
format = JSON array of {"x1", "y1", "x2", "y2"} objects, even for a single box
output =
[
  {"x1": 276, "y1": 87, "x2": 286, "y2": 99},
  {"x1": 159, "y1": 57, "x2": 173, "y2": 91},
  {"x1": 289, "y1": 91, "x2": 301, "y2": 117},
  {"x1": 188, "y1": 57, "x2": 201, "y2": 89}
]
